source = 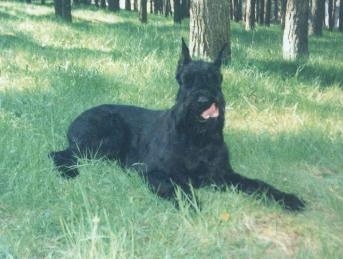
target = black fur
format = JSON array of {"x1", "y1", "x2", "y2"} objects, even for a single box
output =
[{"x1": 50, "y1": 39, "x2": 305, "y2": 211}]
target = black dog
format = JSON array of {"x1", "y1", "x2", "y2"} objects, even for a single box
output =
[{"x1": 50, "y1": 40, "x2": 305, "y2": 211}]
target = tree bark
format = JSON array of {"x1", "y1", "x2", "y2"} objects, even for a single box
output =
[
  {"x1": 189, "y1": 0, "x2": 231, "y2": 62},
  {"x1": 281, "y1": 0, "x2": 287, "y2": 29},
  {"x1": 101, "y1": 0, "x2": 106, "y2": 8},
  {"x1": 282, "y1": 0, "x2": 309, "y2": 60},
  {"x1": 181, "y1": 0, "x2": 190, "y2": 17},
  {"x1": 309, "y1": 0, "x2": 325, "y2": 35},
  {"x1": 62, "y1": 0, "x2": 72, "y2": 22},
  {"x1": 54, "y1": 0, "x2": 72, "y2": 22},
  {"x1": 233, "y1": 0, "x2": 243, "y2": 21},
  {"x1": 328, "y1": 0, "x2": 334, "y2": 31},
  {"x1": 139, "y1": 0, "x2": 147, "y2": 23},
  {"x1": 54, "y1": 0, "x2": 62, "y2": 17},
  {"x1": 174, "y1": 0, "x2": 182, "y2": 23},
  {"x1": 273, "y1": 0, "x2": 278, "y2": 22},
  {"x1": 108, "y1": 0, "x2": 120, "y2": 11},
  {"x1": 259, "y1": 0, "x2": 264, "y2": 24},
  {"x1": 339, "y1": 0, "x2": 343, "y2": 32},
  {"x1": 256, "y1": 0, "x2": 260, "y2": 22},
  {"x1": 164, "y1": 0, "x2": 172, "y2": 17},
  {"x1": 154, "y1": 0, "x2": 163, "y2": 14},
  {"x1": 265, "y1": 0, "x2": 271, "y2": 26},
  {"x1": 245, "y1": 0, "x2": 256, "y2": 30},
  {"x1": 125, "y1": 0, "x2": 131, "y2": 10}
]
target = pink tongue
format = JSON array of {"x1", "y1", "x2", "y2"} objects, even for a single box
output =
[{"x1": 201, "y1": 103, "x2": 219, "y2": 119}]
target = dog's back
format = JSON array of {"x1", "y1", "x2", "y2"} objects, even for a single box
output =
[{"x1": 50, "y1": 104, "x2": 166, "y2": 177}]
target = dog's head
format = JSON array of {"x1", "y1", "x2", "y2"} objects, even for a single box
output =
[{"x1": 174, "y1": 39, "x2": 226, "y2": 138}]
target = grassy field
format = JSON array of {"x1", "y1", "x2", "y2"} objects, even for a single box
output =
[{"x1": 1, "y1": 1, "x2": 343, "y2": 258}]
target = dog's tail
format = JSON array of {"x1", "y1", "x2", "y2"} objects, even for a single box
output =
[{"x1": 49, "y1": 149, "x2": 79, "y2": 178}]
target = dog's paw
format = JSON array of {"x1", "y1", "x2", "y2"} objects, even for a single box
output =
[{"x1": 281, "y1": 193, "x2": 306, "y2": 212}]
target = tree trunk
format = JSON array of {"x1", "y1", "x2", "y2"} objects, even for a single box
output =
[
  {"x1": 339, "y1": 0, "x2": 343, "y2": 32},
  {"x1": 265, "y1": 0, "x2": 271, "y2": 25},
  {"x1": 245, "y1": 0, "x2": 256, "y2": 30},
  {"x1": 282, "y1": 0, "x2": 309, "y2": 60},
  {"x1": 62, "y1": 0, "x2": 72, "y2": 22},
  {"x1": 134, "y1": 0, "x2": 138, "y2": 11},
  {"x1": 154, "y1": 0, "x2": 163, "y2": 14},
  {"x1": 259, "y1": 0, "x2": 264, "y2": 24},
  {"x1": 174, "y1": 0, "x2": 182, "y2": 23},
  {"x1": 100, "y1": 0, "x2": 106, "y2": 8},
  {"x1": 229, "y1": 0, "x2": 233, "y2": 19},
  {"x1": 309, "y1": 0, "x2": 325, "y2": 35},
  {"x1": 54, "y1": 0, "x2": 62, "y2": 17},
  {"x1": 273, "y1": 0, "x2": 278, "y2": 22},
  {"x1": 125, "y1": 0, "x2": 131, "y2": 10},
  {"x1": 281, "y1": 0, "x2": 287, "y2": 29},
  {"x1": 54, "y1": 0, "x2": 72, "y2": 22},
  {"x1": 139, "y1": 0, "x2": 148, "y2": 23},
  {"x1": 164, "y1": 0, "x2": 172, "y2": 17},
  {"x1": 108, "y1": 0, "x2": 120, "y2": 11},
  {"x1": 328, "y1": 0, "x2": 334, "y2": 31},
  {"x1": 233, "y1": 0, "x2": 242, "y2": 21},
  {"x1": 256, "y1": 0, "x2": 260, "y2": 22},
  {"x1": 181, "y1": 0, "x2": 190, "y2": 17},
  {"x1": 189, "y1": 0, "x2": 231, "y2": 62}
]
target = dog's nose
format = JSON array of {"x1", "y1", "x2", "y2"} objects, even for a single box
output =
[{"x1": 197, "y1": 96, "x2": 210, "y2": 103}]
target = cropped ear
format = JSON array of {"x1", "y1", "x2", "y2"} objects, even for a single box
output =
[
  {"x1": 178, "y1": 38, "x2": 192, "y2": 67},
  {"x1": 213, "y1": 43, "x2": 228, "y2": 68}
]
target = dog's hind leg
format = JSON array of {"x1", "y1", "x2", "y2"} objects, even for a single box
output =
[{"x1": 49, "y1": 148, "x2": 79, "y2": 178}]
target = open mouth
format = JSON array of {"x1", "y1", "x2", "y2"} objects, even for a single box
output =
[{"x1": 201, "y1": 103, "x2": 219, "y2": 120}]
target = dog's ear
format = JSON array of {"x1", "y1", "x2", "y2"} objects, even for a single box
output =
[
  {"x1": 178, "y1": 38, "x2": 192, "y2": 67},
  {"x1": 213, "y1": 43, "x2": 228, "y2": 68}
]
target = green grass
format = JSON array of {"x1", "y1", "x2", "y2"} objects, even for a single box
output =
[{"x1": 1, "y1": 1, "x2": 343, "y2": 258}]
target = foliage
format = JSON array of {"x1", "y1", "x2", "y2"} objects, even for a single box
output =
[{"x1": 0, "y1": 2, "x2": 343, "y2": 258}]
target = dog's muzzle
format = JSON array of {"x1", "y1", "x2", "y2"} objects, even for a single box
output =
[{"x1": 197, "y1": 95, "x2": 220, "y2": 120}]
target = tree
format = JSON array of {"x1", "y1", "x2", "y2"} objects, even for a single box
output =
[
  {"x1": 265, "y1": 0, "x2": 271, "y2": 26},
  {"x1": 189, "y1": 0, "x2": 231, "y2": 62},
  {"x1": 340, "y1": 0, "x2": 343, "y2": 32},
  {"x1": 174, "y1": 0, "x2": 182, "y2": 23},
  {"x1": 154, "y1": 0, "x2": 163, "y2": 14},
  {"x1": 273, "y1": 0, "x2": 278, "y2": 22},
  {"x1": 139, "y1": 0, "x2": 148, "y2": 23},
  {"x1": 259, "y1": 0, "x2": 265, "y2": 24},
  {"x1": 309, "y1": 0, "x2": 325, "y2": 36},
  {"x1": 101, "y1": 0, "x2": 106, "y2": 8},
  {"x1": 282, "y1": 0, "x2": 309, "y2": 61},
  {"x1": 164, "y1": 0, "x2": 172, "y2": 17},
  {"x1": 54, "y1": 0, "x2": 72, "y2": 22},
  {"x1": 245, "y1": 0, "x2": 256, "y2": 30},
  {"x1": 125, "y1": 0, "x2": 131, "y2": 10},
  {"x1": 108, "y1": 0, "x2": 120, "y2": 11},
  {"x1": 281, "y1": 0, "x2": 287, "y2": 29},
  {"x1": 327, "y1": 0, "x2": 335, "y2": 31},
  {"x1": 233, "y1": 0, "x2": 243, "y2": 22},
  {"x1": 181, "y1": 0, "x2": 190, "y2": 17}
]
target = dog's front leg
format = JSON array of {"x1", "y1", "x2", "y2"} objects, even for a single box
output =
[
  {"x1": 143, "y1": 170, "x2": 200, "y2": 209},
  {"x1": 223, "y1": 171, "x2": 305, "y2": 211}
]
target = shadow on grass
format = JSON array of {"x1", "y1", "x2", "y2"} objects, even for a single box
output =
[
  {"x1": 248, "y1": 58, "x2": 343, "y2": 88},
  {"x1": 230, "y1": 23, "x2": 343, "y2": 88}
]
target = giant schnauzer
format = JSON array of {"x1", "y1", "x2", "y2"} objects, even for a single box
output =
[{"x1": 50, "y1": 39, "x2": 305, "y2": 211}]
